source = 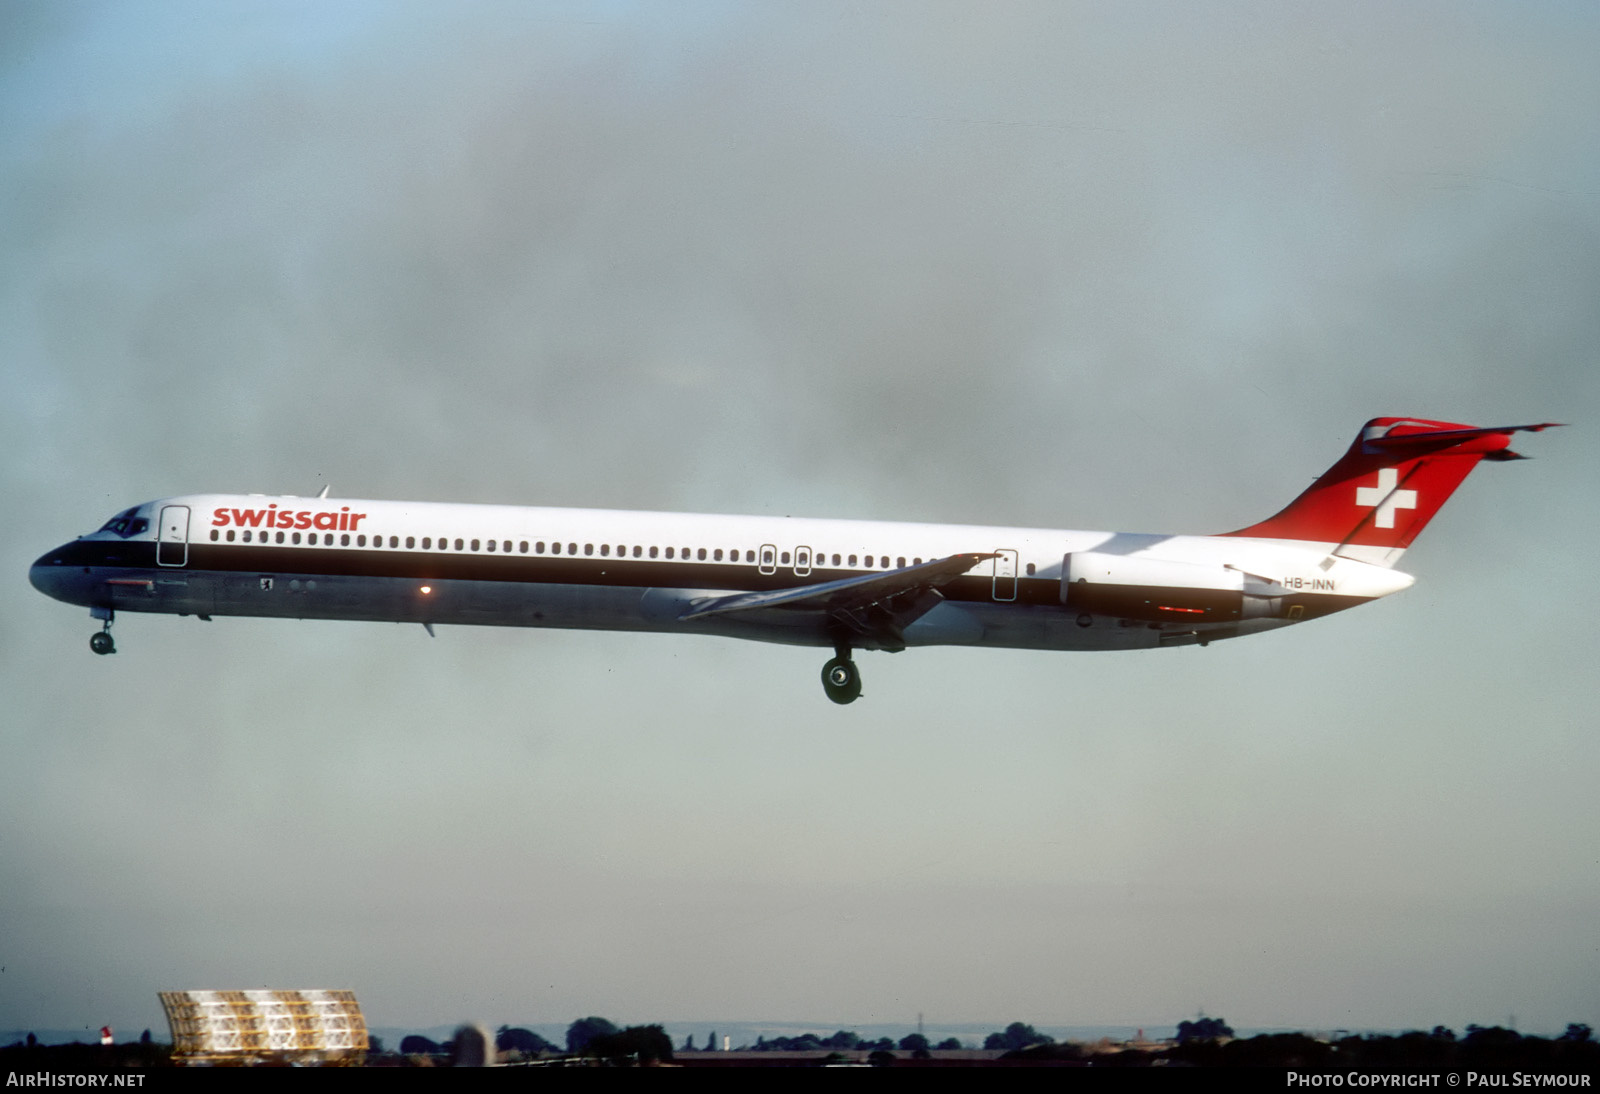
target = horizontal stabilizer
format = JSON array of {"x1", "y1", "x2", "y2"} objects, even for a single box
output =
[{"x1": 1362, "y1": 421, "x2": 1562, "y2": 459}]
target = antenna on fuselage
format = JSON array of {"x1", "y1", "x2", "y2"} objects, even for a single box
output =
[{"x1": 315, "y1": 484, "x2": 329, "y2": 499}]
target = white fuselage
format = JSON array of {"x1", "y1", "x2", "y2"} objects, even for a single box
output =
[{"x1": 30, "y1": 493, "x2": 1412, "y2": 655}]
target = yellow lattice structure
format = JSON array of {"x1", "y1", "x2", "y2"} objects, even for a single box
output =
[{"x1": 159, "y1": 989, "x2": 368, "y2": 1065}]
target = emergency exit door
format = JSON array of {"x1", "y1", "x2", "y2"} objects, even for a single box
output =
[{"x1": 992, "y1": 548, "x2": 1018, "y2": 601}]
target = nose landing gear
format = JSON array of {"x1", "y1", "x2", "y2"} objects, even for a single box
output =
[
  {"x1": 89, "y1": 609, "x2": 115, "y2": 655},
  {"x1": 821, "y1": 647, "x2": 862, "y2": 705}
]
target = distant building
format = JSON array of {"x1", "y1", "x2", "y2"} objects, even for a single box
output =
[{"x1": 159, "y1": 990, "x2": 368, "y2": 1066}]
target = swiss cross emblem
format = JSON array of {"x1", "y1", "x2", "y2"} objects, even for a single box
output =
[{"x1": 1355, "y1": 468, "x2": 1418, "y2": 529}]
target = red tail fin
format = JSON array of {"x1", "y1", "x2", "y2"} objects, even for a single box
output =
[{"x1": 1223, "y1": 418, "x2": 1559, "y2": 562}]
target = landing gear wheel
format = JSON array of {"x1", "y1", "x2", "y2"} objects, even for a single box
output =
[
  {"x1": 90, "y1": 631, "x2": 115, "y2": 655},
  {"x1": 821, "y1": 656, "x2": 862, "y2": 705}
]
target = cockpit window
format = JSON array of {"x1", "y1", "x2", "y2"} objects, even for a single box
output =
[{"x1": 96, "y1": 508, "x2": 150, "y2": 538}]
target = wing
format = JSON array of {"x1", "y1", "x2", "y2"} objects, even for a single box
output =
[{"x1": 679, "y1": 552, "x2": 997, "y2": 651}]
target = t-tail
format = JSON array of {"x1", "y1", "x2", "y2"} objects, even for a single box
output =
[{"x1": 1223, "y1": 417, "x2": 1561, "y2": 567}]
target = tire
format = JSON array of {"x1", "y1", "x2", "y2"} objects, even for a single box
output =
[{"x1": 821, "y1": 656, "x2": 861, "y2": 704}]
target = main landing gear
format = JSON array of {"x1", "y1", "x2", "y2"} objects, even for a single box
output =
[
  {"x1": 89, "y1": 609, "x2": 115, "y2": 655},
  {"x1": 821, "y1": 646, "x2": 862, "y2": 705}
]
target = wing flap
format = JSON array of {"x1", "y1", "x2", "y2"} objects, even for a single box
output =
[{"x1": 680, "y1": 552, "x2": 996, "y2": 648}]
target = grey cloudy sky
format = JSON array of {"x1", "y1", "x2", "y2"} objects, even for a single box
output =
[{"x1": 3, "y1": 1, "x2": 1597, "y2": 1040}]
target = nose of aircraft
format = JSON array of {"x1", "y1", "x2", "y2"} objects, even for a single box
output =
[{"x1": 29, "y1": 547, "x2": 85, "y2": 605}]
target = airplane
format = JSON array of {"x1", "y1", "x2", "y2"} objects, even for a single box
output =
[{"x1": 29, "y1": 417, "x2": 1556, "y2": 704}]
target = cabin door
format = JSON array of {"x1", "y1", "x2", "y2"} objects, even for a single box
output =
[{"x1": 157, "y1": 505, "x2": 190, "y2": 567}]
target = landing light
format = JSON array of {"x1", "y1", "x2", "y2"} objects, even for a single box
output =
[{"x1": 419, "y1": 585, "x2": 432, "y2": 595}]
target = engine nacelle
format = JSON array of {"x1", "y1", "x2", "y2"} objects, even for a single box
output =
[{"x1": 1061, "y1": 551, "x2": 1283, "y2": 623}]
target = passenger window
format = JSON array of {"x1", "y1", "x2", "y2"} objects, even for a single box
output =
[
  {"x1": 848, "y1": 554, "x2": 856, "y2": 566},
  {"x1": 209, "y1": 529, "x2": 218, "y2": 542},
  {"x1": 535, "y1": 541, "x2": 544, "y2": 553},
  {"x1": 897, "y1": 557, "x2": 906, "y2": 568},
  {"x1": 406, "y1": 537, "x2": 415, "y2": 549},
  {"x1": 584, "y1": 543, "x2": 593, "y2": 556},
  {"x1": 422, "y1": 537, "x2": 431, "y2": 549},
  {"x1": 1026, "y1": 563, "x2": 1036, "y2": 576},
  {"x1": 633, "y1": 546, "x2": 642, "y2": 558},
  {"x1": 746, "y1": 550, "x2": 755, "y2": 563},
  {"x1": 714, "y1": 548, "x2": 722, "y2": 561},
  {"x1": 698, "y1": 548, "x2": 706, "y2": 561},
  {"x1": 455, "y1": 539, "x2": 464, "y2": 551},
  {"x1": 358, "y1": 535, "x2": 367, "y2": 547},
  {"x1": 292, "y1": 532, "x2": 301, "y2": 545},
  {"x1": 650, "y1": 546, "x2": 658, "y2": 558},
  {"x1": 780, "y1": 551, "x2": 790, "y2": 565},
  {"x1": 568, "y1": 543, "x2": 577, "y2": 555},
  {"x1": 666, "y1": 547, "x2": 675, "y2": 559},
  {"x1": 226, "y1": 530, "x2": 236, "y2": 542},
  {"x1": 341, "y1": 534, "x2": 350, "y2": 546},
  {"x1": 487, "y1": 540, "x2": 496, "y2": 552},
  {"x1": 519, "y1": 541, "x2": 528, "y2": 553}
]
